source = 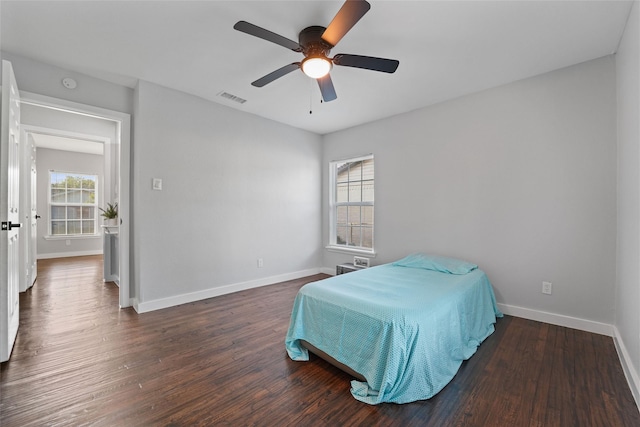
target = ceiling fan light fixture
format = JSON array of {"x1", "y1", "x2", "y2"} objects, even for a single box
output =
[{"x1": 301, "y1": 56, "x2": 332, "y2": 79}]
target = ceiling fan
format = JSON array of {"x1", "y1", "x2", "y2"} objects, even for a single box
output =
[{"x1": 233, "y1": 0, "x2": 399, "y2": 102}]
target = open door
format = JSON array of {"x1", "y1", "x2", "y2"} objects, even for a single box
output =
[
  {"x1": 29, "y1": 146, "x2": 37, "y2": 289},
  {"x1": 19, "y1": 132, "x2": 37, "y2": 293},
  {"x1": 1, "y1": 60, "x2": 22, "y2": 362}
]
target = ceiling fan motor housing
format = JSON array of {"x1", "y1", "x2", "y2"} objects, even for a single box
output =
[{"x1": 299, "y1": 26, "x2": 332, "y2": 58}]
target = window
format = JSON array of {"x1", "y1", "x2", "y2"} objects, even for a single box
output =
[
  {"x1": 49, "y1": 171, "x2": 98, "y2": 236},
  {"x1": 329, "y1": 155, "x2": 374, "y2": 252}
]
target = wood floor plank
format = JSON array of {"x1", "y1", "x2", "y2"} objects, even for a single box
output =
[{"x1": 1, "y1": 255, "x2": 639, "y2": 426}]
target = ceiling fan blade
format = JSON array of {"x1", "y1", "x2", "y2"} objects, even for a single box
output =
[
  {"x1": 234, "y1": 21, "x2": 302, "y2": 52},
  {"x1": 251, "y1": 63, "x2": 301, "y2": 87},
  {"x1": 317, "y1": 74, "x2": 337, "y2": 102},
  {"x1": 333, "y1": 54, "x2": 399, "y2": 73},
  {"x1": 321, "y1": 0, "x2": 371, "y2": 48}
]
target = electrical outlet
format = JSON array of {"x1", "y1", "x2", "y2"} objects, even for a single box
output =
[
  {"x1": 257, "y1": 258, "x2": 264, "y2": 268},
  {"x1": 542, "y1": 281, "x2": 552, "y2": 295},
  {"x1": 65, "y1": 239, "x2": 71, "y2": 246}
]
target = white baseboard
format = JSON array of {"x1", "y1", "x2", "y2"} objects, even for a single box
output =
[
  {"x1": 134, "y1": 268, "x2": 323, "y2": 314},
  {"x1": 496, "y1": 304, "x2": 640, "y2": 408},
  {"x1": 38, "y1": 250, "x2": 103, "y2": 260},
  {"x1": 321, "y1": 267, "x2": 336, "y2": 275},
  {"x1": 612, "y1": 326, "x2": 640, "y2": 409},
  {"x1": 497, "y1": 303, "x2": 613, "y2": 336}
]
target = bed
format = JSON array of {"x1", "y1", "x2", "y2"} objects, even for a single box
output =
[{"x1": 285, "y1": 253, "x2": 502, "y2": 405}]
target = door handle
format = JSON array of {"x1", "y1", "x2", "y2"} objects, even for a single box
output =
[
  {"x1": 35, "y1": 215, "x2": 41, "y2": 219},
  {"x1": 1, "y1": 221, "x2": 22, "y2": 231}
]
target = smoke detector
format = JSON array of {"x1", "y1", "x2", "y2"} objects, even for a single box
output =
[{"x1": 62, "y1": 78, "x2": 77, "y2": 89}]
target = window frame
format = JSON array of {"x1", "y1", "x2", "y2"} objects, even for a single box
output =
[
  {"x1": 47, "y1": 170, "x2": 99, "y2": 238},
  {"x1": 327, "y1": 154, "x2": 376, "y2": 256}
]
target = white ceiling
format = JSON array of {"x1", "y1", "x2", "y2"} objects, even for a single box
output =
[
  {"x1": 30, "y1": 133, "x2": 104, "y2": 155},
  {"x1": 0, "y1": 1, "x2": 633, "y2": 135}
]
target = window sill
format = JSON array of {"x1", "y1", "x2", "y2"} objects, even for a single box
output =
[
  {"x1": 325, "y1": 245, "x2": 377, "y2": 257},
  {"x1": 44, "y1": 234, "x2": 101, "y2": 241}
]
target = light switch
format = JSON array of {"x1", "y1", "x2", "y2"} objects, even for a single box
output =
[{"x1": 152, "y1": 178, "x2": 162, "y2": 190}]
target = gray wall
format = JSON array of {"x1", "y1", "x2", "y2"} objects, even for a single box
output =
[
  {"x1": 35, "y1": 148, "x2": 104, "y2": 257},
  {"x1": 133, "y1": 80, "x2": 323, "y2": 304},
  {"x1": 615, "y1": 0, "x2": 640, "y2": 401},
  {"x1": 323, "y1": 56, "x2": 618, "y2": 325}
]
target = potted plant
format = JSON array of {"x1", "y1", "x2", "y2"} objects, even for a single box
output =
[{"x1": 100, "y1": 202, "x2": 118, "y2": 225}]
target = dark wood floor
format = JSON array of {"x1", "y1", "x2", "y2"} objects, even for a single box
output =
[{"x1": 1, "y1": 256, "x2": 638, "y2": 426}]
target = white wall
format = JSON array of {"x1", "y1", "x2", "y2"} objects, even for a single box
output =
[
  {"x1": 323, "y1": 56, "x2": 617, "y2": 327},
  {"x1": 35, "y1": 148, "x2": 104, "y2": 258},
  {"x1": 133, "y1": 80, "x2": 322, "y2": 308},
  {"x1": 615, "y1": 0, "x2": 640, "y2": 405}
]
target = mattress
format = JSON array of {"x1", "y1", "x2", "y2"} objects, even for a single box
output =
[{"x1": 285, "y1": 260, "x2": 502, "y2": 404}]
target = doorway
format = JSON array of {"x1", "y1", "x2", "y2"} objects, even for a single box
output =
[{"x1": 19, "y1": 91, "x2": 131, "y2": 308}]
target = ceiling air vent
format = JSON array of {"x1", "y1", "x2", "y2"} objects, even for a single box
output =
[{"x1": 217, "y1": 91, "x2": 247, "y2": 104}]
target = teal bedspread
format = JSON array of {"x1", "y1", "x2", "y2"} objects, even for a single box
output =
[{"x1": 285, "y1": 262, "x2": 502, "y2": 404}]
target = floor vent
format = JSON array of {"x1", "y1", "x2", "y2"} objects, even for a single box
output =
[{"x1": 217, "y1": 91, "x2": 247, "y2": 104}]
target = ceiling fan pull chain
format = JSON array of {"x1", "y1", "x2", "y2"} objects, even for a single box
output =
[{"x1": 309, "y1": 78, "x2": 313, "y2": 114}]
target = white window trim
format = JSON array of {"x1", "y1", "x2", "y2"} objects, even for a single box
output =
[
  {"x1": 43, "y1": 234, "x2": 101, "y2": 241},
  {"x1": 47, "y1": 170, "x2": 100, "y2": 238},
  {"x1": 325, "y1": 244, "x2": 377, "y2": 257},
  {"x1": 328, "y1": 154, "x2": 375, "y2": 255}
]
